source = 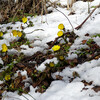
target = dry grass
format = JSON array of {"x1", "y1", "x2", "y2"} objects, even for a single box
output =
[{"x1": 0, "y1": 0, "x2": 51, "y2": 23}]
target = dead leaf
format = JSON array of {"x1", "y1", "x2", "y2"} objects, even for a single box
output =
[
  {"x1": 16, "y1": 63, "x2": 25, "y2": 69},
  {"x1": 85, "y1": 33, "x2": 89, "y2": 36},
  {"x1": 22, "y1": 75, "x2": 26, "y2": 81},
  {"x1": 72, "y1": 71, "x2": 80, "y2": 78},
  {"x1": 92, "y1": 86, "x2": 100, "y2": 92},
  {"x1": 82, "y1": 40, "x2": 87, "y2": 44},
  {"x1": 81, "y1": 80, "x2": 92, "y2": 86},
  {"x1": 56, "y1": 75, "x2": 63, "y2": 80}
]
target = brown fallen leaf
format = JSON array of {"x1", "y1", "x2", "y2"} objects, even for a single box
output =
[
  {"x1": 82, "y1": 40, "x2": 87, "y2": 44},
  {"x1": 16, "y1": 63, "x2": 25, "y2": 69},
  {"x1": 22, "y1": 75, "x2": 26, "y2": 81},
  {"x1": 92, "y1": 86, "x2": 100, "y2": 92},
  {"x1": 95, "y1": 55, "x2": 100, "y2": 59},
  {"x1": 56, "y1": 75, "x2": 63, "y2": 80},
  {"x1": 81, "y1": 80, "x2": 92, "y2": 86},
  {"x1": 82, "y1": 87, "x2": 88, "y2": 91},
  {"x1": 72, "y1": 71, "x2": 80, "y2": 78},
  {"x1": 85, "y1": 33, "x2": 89, "y2": 36}
]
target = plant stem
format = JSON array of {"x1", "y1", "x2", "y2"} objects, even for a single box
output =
[
  {"x1": 27, "y1": 93, "x2": 36, "y2": 100},
  {"x1": 48, "y1": 0, "x2": 74, "y2": 31},
  {"x1": 54, "y1": 8, "x2": 74, "y2": 31},
  {"x1": 22, "y1": 94, "x2": 29, "y2": 100},
  {"x1": 75, "y1": 4, "x2": 100, "y2": 30}
]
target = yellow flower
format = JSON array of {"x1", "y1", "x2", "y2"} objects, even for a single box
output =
[
  {"x1": 0, "y1": 32, "x2": 3, "y2": 37},
  {"x1": 2, "y1": 44, "x2": 8, "y2": 52},
  {"x1": 49, "y1": 62, "x2": 55, "y2": 67},
  {"x1": 57, "y1": 31, "x2": 63, "y2": 37},
  {"x1": 59, "y1": 56, "x2": 64, "y2": 60},
  {"x1": 17, "y1": 31, "x2": 22, "y2": 37},
  {"x1": 52, "y1": 45, "x2": 60, "y2": 51},
  {"x1": 22, "y1": 17, "x2": 27, "y2": 23},
  {"x1": 12, "y1": 30, "x2": 22, "y2": 37},
  {"x1": 34, "y1": 70, "x2": 37, "y2": 73},
  {"x1": 58, "y1": 24, "x2": 64, "y2": 30},
  {"x1": 12, "y1": 30, "x2": 18, "y2": 37},
  {"x1": 5, "y1": 75, "x2": 11, "y2": 81}
]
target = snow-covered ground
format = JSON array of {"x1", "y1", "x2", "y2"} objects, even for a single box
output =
[{"x1": 0, "y1": 0, "x2": 100, "y2": 100}]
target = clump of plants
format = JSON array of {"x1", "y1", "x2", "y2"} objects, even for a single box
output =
[
  {"x1": 0, "y1": 17, "x2": 33, "y2": 95},
  {"x1": 48, "y1": 23, "x2": 78, "y2": 68},
  {"x1": 0, "y1": 19, "x2": 100, "y2": 99},
  {"x1": 0, "y1": 23, "x2": 77, "y2": 95}
]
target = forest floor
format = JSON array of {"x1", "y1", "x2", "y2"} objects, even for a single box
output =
[{"x1": 0, "y1": 0, "x2": 100, "y2": 100}]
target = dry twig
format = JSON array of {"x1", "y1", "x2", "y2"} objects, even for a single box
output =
[
  {"x1": 48, "y1": 0, "x2": 74, "y2": 31},
  {"x1": 75, "y1": 4, "x2": 100, "y2": 30}
]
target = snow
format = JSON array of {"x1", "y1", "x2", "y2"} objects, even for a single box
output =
[
  {"x1": 0, "y1": 0, "x2": 100, "y2": 100},
  {"x1": 0, "y1": 57, "x2": 3, "y2": 64},
  {"x1": 82, "y1": 67, "x2": 100, "y2": 85},
  {"x1": 21, "y1": 46, "x2": 44, "y2": 56},
  {"x1": 36, "y1": 57, "x2": 58, "y2": 71}
]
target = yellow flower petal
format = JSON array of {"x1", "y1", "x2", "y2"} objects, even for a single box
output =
[
  {"x1": 5, "y1": 75, "x2": 11, "y2": 81},
  {"x1": 57, "y1": 31, "x2": 63, "y2": 37},
  {"x1": 59, "y1": 56, "x2": 64, "y2": 60},
  {"x1": 58, "y1": 24, "x2": 64, "y2": 30},
  {"x1": 12, "y1": 30, "x2": 18, "y2": 37},
  {"x1": 49, "y1": 62, "x2": 55, "y2": 67},
  {"x1": 52, "y1": 45, "x2": 60, "y2": 51},
  {"x1": 17, "y1": 31, "x2": 22, "y2": 37},
  {"x1": 2, "y1": 44, "x2": 8, "y2": 52},
  {"x1": 0, "y1": 32, "x2": 3, "y2": 37},
  {"x1": 22, "y1": 17, "x2": 27, "y2": 23}
]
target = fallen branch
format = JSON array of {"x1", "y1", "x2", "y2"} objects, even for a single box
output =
[
  {"x1": 83, "y1": 52, "x2": 100, "y2": 63},
  {"x1": 26, "y1": 29, "x2": 44, "y2": 34},
  {"x1": 48, "y1": 31, "x2": 77, "y2": 49},
  {"x1": 75, "y1": 4, "x2": 100, "y2": 30},
  {"x1": 48, "y1": 0, "x2": 74, "y2": 31},
  {"x1": 48, "y1": 37, "x2": 59, "y2": 49},
  {"x1": 54, "y1": 7, "x2": 74, "y2": 31}
]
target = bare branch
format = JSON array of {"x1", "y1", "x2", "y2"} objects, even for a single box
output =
[
  {"x1": 75, "y1": 4, "x2": 100, "y2": 30},
  {"x1": 48, "y1": 0, "x2": 74, "y2": 31}
]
